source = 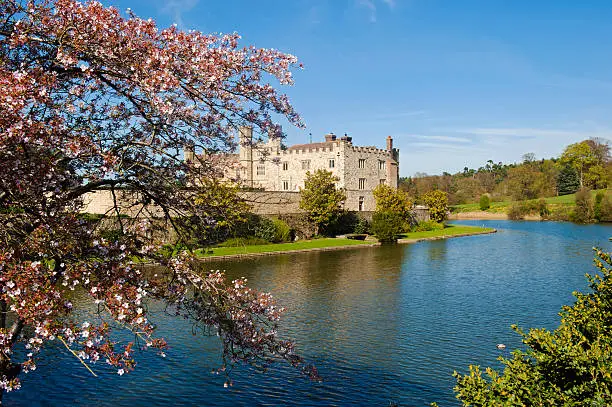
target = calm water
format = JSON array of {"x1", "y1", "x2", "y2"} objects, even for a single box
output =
[{"x1": 8, "y1": 221, "x2": 612, "y2": 406}]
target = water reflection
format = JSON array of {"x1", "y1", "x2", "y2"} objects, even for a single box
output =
[{"x1": 7, "y1": 221, "x2": 612, "y2": 407}]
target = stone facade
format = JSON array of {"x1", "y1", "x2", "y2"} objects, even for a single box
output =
[
  {"x1": 81, "y1": 129, "x2": 401, "y2": 215},
  {"x1": 233, "y1": 128, "x2": 400, "y2": 212}
]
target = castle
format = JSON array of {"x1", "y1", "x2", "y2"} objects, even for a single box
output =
[
  {"x1": 209, "y1": 127, "x2": 400, "y2": 212},
  {"x1": 82, "y1": 128, "x2": 400, "y2": 216}
]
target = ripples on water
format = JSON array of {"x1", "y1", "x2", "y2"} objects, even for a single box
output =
[{"x1": 7, "y1": 221, "x2": 612, "y2": 406}]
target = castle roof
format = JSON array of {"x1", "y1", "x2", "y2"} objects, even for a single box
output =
[{"x1": 287, "y1": 142, "x2": 335, "y2": 150}]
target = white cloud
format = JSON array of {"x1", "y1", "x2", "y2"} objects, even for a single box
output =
[
  {"x1": 356, "y1": 0, "x2": 396, "y2": 23},
  {"x1": 160, "y1": 0, "x2": 198, "y2": 28}
]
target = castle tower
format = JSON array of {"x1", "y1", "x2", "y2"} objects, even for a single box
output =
[
  {"x1": 238, "y1": 126, "x2": 254, "y2": 187},
  {"x1": 385, "y1": 136, "x2": 399, "y2": 188}
]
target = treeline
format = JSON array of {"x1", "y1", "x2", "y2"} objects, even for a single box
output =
[{"x1": 400, "y1": 138, "x2": 611, "y2": 205}]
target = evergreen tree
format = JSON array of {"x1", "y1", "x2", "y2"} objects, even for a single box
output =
[{"x1": 557, "y1": 165, "x2": 580, "y2": 196}]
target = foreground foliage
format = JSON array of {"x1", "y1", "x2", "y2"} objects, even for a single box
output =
[
  {"x1": 0, "y1": 0, "x2": 314, "y2": 398},
  {"x1": 444, "y1": 248, "x2": 612, "y2": 406}
]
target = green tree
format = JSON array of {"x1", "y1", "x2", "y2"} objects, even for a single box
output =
[
  {"x1": 585, "y1": 164, "x2": 610, "y2": 189},
  {"x1": 191, "y1": 179, "x2": 251, "y2": 244},
  {"x1": 557, "y1": 165, "x2": 581, "y2": 196},
  {"x1": 370, "y1": 211, "x2": 404, "y2": 243},
  {"x1": 373, "y1": 184, "x2": 413, "y2": 219},
  {"x1": 479, "y1": 194, "x2": 490, "y2": 211},
  {"x1": 507, "y1": 164, "x2": 540, "y2": 200},
  {"x1": 422, "y1": 190, "x2": 449, "y2": 223},
  {"x1": 443, "y1": 248, "x2": 612, "y2": 406},
  {"x1": 299, "y1": 170, "x2": 346, "y2": 235},
  {"x1": 560, "y1": 141, "x2": 598, "y2": 188},
  {"x1": 571, "y1": 188, "x2": 595, "y2": 223}
]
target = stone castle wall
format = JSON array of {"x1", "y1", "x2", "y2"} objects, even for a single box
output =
[{"x1": 234, "y1": 129, "x2": 399, "y2": 212}]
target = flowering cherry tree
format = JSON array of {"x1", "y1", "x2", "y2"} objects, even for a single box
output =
[{"x1": 0, "y1": 0, "x2": 314, "y2": 399}]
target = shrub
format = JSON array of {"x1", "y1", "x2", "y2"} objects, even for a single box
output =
[
  {"x1": 271, "y1": 218, "x2": 292, "y2": 243},
  {"x1": 594, "y1": 191, "x2": 604, "y2": 221},
  {"x1": 326, "y1": 211, "x2": 358, "y2": 236},
  {"x1": 547, "y1": 205, "x2": 572, "y2": 221},
  {"x1": 353, "y1": 217, "x2": 370, "y2": 234},
  {"x1": 158, "y1": 242, "x2": 190, "y2": 258},
  {"x1": 254, "y1": 217, "x2": 293, "y2": 243},
  {"x1": 599, "y1": 194, "x2": 612, "y2": 222},
  {"x1": 414, "y1": 220, "x2": 445, "y2": 232},
  {"x1": 507, "y1": 204, "x2": 525, "y2": 220},
  {"x1": 570, "y1": 188, "x2": 594, "y2": 224},
  {"x1": 537, "y1": 199, "x2": 550, "y2": 218},
  {"x1": 479, "y1": 194, "x2": 490, "y2": 211},
  {"x1": 446, "y1": 249, "x2": 612, "y2": 406},
  {"x1": 370, "y1": 211, "x2": 404, "y2": 243},
  {"x1": 422, "y1": 190, "x2": 449, "y2": 223}
]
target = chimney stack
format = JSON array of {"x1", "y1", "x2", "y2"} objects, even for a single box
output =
[
  {"x1": 324, "y1": 133, "x2": 336, "y2": 142},
  {"x1": 386, "y1": 136, "x2": 393, "y2": 151}
]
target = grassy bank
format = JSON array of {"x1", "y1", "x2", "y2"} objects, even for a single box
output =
[
  {"x1": 195, "y1": 237, "x2": 374, "y2": 257},
  {"x1": 399, "y1": 224, "x2": 495, "y2": 240},
  {"x1": 195, "y1": 225, "x2": 494, "y2": 259},
  {"x1": 451, "y1": 189, "x2": 609, "y2": 214}
]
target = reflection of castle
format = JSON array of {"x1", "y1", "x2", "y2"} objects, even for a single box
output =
[{"x1": 232, "y1": 127, "x2": 400, "y2": 212}]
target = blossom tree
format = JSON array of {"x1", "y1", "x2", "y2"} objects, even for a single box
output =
[{"x1": 0, "y1": 0, "x2": 315, "y2": 400}]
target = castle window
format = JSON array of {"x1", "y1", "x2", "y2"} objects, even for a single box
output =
[
  {"x1": 282, "y1": 161, "x2": 288, "y2": 171},
  {"x1": 379, "y1": 160, "x2": 386, "y2": 169},
  {"x1": 380, "y1": 179, "x2": 386, "y2": 185},
  {"x1": 329, "y1": 159, "x2": 335, "y2": 168},
  {"x1": 358, "y1": 158, "x2": 366, "y2": 168},
  {"x1": 358, "y1": 178, "x2": 365, "y2": 190},
  {"x1": 257, "y1": 165, "x2": 265, "y2": 176},
  {"x1": 301, "y1": 160, "x2": 310, "y2": 170},
  {"x1": 283, "y1": 181, "x2": 289, "y2": 190},
  {"x1": 358, "y1": 196, "x2": 365, "y2": 211}
]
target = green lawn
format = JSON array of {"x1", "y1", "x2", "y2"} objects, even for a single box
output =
[
  {"x1": 451, "y1": 189, "x2": 609, "y2": 213},
  {"x1": 195, "y1": 238, "x2": 374, "y2": 257},
  {"x1": 399, "y1": 224, "x2": 494, "y2": 239},
  {"x1": 195, "y1": 225, "x2": 494, "y2": 258}
]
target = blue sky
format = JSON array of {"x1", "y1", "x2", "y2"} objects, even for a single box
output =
[{"x1": 102, "y1": 0, "x2": 612, "y2": 176}]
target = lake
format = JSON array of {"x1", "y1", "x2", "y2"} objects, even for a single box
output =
[{"x1": 7, "y1": 220, "x2": 612, "y2": 406}]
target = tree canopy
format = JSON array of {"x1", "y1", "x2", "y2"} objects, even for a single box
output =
[
  {"x1": 422, "y1": 190, "x2": 449, "y2": 223},
  {"x1": 373, "y1": 184, "x2": 413, "y2": 219},
  {"x1": 299, "y1": 170, "x2": 346, "y2": 235},
  {"x1": 0, "y1": 0, "x2": 314, "y2": 397}
]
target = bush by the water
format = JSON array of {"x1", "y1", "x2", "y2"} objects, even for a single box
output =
[
  {"x1": 254, "y1": 217, "x2": 293, "y2": 243},
  {"x1": 414, "y1": 220, "x2": 445, "y2": 232},
  {"x1": 353, "y1": 217, "x2": 370, "y2": 234},
  {"x1": 594, "y1": 191, "x2": 612, "y2": 222},
  {"x1": 507, "y1": 204, "x2": 525, "y2": 220},
  {"x1": 570, "y1": 188, "x2": 594, "y2": 223},
  {"x1": 479, "y1": 194, "x2": 490, "y2": 211},
  {"x1": 443, "y1": 248, "x2": 612, "y2": 406},
  {"x1": 231, "y1": 214, "x2": 293, "y2": 243},
  {"x1": 370, "y1": 211, "x2": 404, "y2": 243},
  {"x1": 507, "y1": 199, "x2": 550, "y2": 220}
]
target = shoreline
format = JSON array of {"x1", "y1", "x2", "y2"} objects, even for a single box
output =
[
  {"x1": 197, "y1": 228, "x2": 497, "y2": 262},
  {"x1": 449, "y1": 211, "x2": 541, "y2": 221}
]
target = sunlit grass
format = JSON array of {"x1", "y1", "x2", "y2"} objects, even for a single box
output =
[
  {"x1": 196, "y1": 238, "x2": 373, "y2": 257},
  {"x1": 451, "y1": 189, "x2": 610, "y2": 213},
  {"x1": 399, "y1": 224, "x2": 494, "y2": 239}
]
